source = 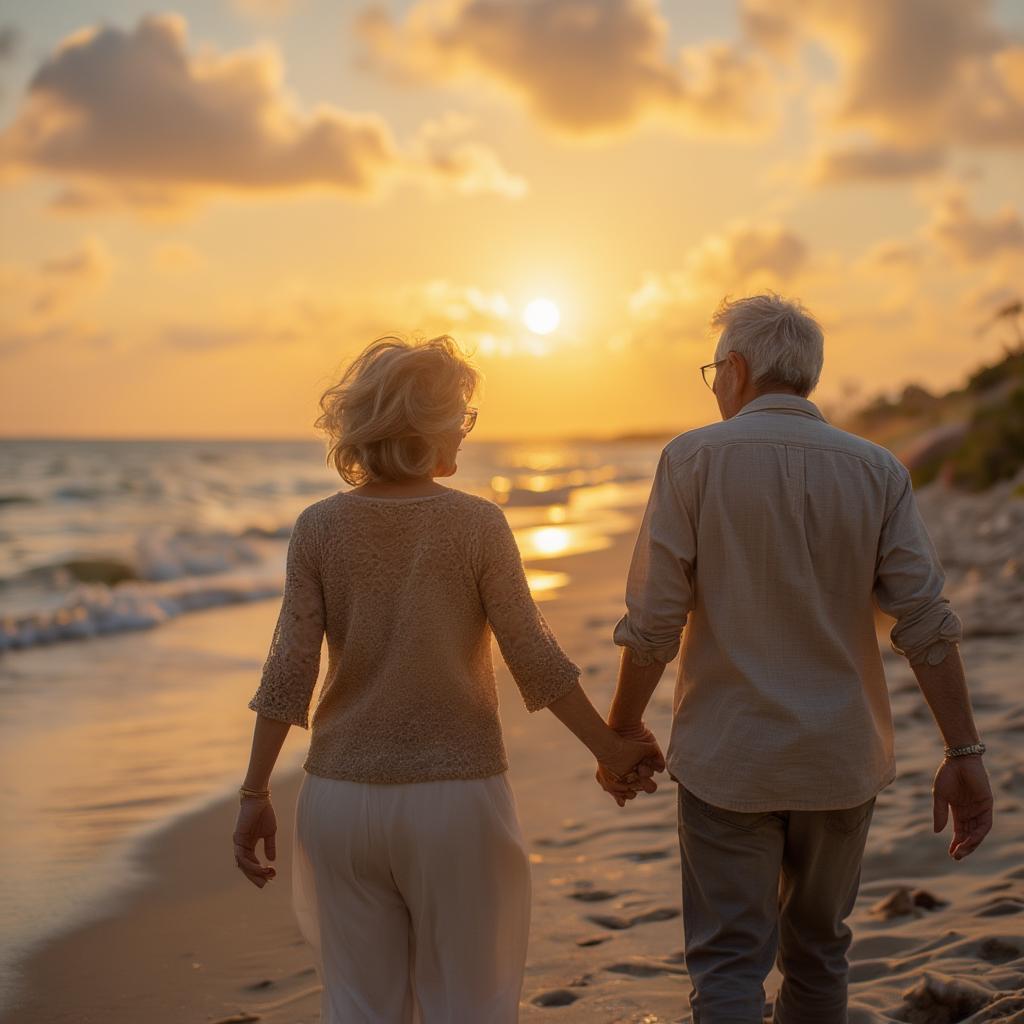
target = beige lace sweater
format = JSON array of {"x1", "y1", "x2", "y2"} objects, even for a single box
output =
[{"x1": 247, "y1": 488, "x2": 582, "y2": 783}]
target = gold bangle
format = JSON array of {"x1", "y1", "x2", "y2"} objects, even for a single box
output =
[{"x1": 239, "y1": 786, "x2": 271, "y2": 800}]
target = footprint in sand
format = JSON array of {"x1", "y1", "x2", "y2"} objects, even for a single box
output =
[
  {"x1": 568, "y1": 888, "x2": 621, "y2": 902},
  {"x1": 586, "y1": 907, "x2": 680, "y2": 930},
  {"x1": 534, "y1": 823, "x2": 673, "y2": 849},
  {"x1": 531, "y1": 988, "x2": 580, "y2": 1007},
  {"x1": 898, "y1": 971, "x2": 992, "y2": 1022},
  {"x1": 977, "y1": 895, "x2": 1024, "y2": 917},
  {"x1": 603, "y1": 959, "x2": 688, "y2": 978},
  {"x1": 617, "y1": 848, "x2": 672, "y2": 862},
  {"x1": 870, "y1": 886, "x2": 949, "y2": 920},
  {"x1": 977, "y1": 937, "x2": 1021, "y2": 963}
]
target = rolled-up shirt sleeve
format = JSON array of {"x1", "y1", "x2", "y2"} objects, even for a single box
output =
[
  {"x1": 873, "y1": 467, "x2": 962, "y2": 666},
  {"x1": 247, "y1": 505, "x2": 326, "y2": 728},
  {"x1": 613, "y1": 446, "x2": 696, "y2": 665},
  {"x1": 475, "y1": 503, "x2": 581, "y2": 712}
]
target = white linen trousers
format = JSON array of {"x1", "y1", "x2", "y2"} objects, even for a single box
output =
[{"x1": 292, "y1": 769, "x2": 532, "y2": 1023}]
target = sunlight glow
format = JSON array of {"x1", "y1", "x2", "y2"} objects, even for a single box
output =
[
  {"x1": 523, "y1": 298, "x2": 561, "y2": 335},
  {"x1": 528, "y1": 526, "x2": 572, "y2": 556}
]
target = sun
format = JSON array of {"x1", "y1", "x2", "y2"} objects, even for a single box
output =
[{"x1": 523, "y1": 298, "x2": 561, "y2": 335}]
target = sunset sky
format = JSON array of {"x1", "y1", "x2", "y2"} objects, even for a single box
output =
[{"x1": 1, "y1": 0, "x2": 1023, "y2": 440}]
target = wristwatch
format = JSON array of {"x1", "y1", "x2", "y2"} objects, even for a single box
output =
[{"x1": 943, "y1": 742, "x2": 986, "y2": 758}]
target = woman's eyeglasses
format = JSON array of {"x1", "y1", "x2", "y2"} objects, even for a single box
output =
[{"x1": 461, "y1": 406, "x2": 478, "y2": 434}]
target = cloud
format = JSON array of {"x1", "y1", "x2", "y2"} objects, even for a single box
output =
[
  {"x1": 927, "y1": 190, "x2": 1024, "y2": 263},
  {"x1": 150, "y1": 242, "x2": 206, "y2": 273},
  {"x1": 229, "y1": 0, "x2": 306, "y2": 19},
  {"x1": 625, "y1": 221, "x2": 811, "y2": 351},
  {"x1": 39, "y1": 236, "x2": 114, "y2": 283},
  {"x1": 0, "y1": 321, "x2": 115, "y2": 358},
  {"x1": 151, "y1": 275, "x2": 587, "y2": 360},
  {"x1": 808, "y1": 142, "x2": 946, "y2": 185},
  {"x1": 742, "y1": 0, "x2": 1024, "y2": 181},
  {"x1": 0, "y1": 238, "x2": 116, "y2": 355},
  {"x1": 160, "y1": 323, "x2": 264, "y2": 351},
  {"x1": 0, "y1": 23, "x2": 20, "y2": 61},
  {"x1": 410, "y1": 113, "x2": 528, "y2": 197},
  {"x1": 356, "y1": 0, "x2": 774, "y2": 139},
  {"x1": 0, "y1": 236, "x2": 114, "y2": 321},
  {"x1": 859, "y1": 238, "x2": 926, "y2": 272},
  {"x1": 0, "y1": 13, "x2": 524, "y2": 212},
  {"x1": 685, "y1": 222, "x2": 810, "y2": 285}
]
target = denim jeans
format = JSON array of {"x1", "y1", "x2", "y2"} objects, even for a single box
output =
[{"x1": 676, "y1": 782, "x2": 876, "y2": 1024}]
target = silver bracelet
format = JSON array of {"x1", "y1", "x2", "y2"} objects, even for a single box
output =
[{"x1": 944, "y1": 741, "x2": 985, "y2": 758}]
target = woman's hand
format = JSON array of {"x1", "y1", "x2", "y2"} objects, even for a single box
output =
[
  {"x1": 233, "y1": 797, "x2": 278, "y2": 887},
  {"x1": 595, "y1": 727, "x2": 665, "y2": 807}
]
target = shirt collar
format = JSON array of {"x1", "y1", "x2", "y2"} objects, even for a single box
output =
[{"x1": 734, "y1": 393, "x2": 827, "y2": 422}]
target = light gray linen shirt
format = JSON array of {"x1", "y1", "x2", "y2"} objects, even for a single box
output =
[{"x1": 613, "y1": 393, "x2": 962, "y2": 812}]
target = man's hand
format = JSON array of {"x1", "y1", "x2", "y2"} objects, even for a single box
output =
[
  {"x1": 595, "y1": 721, "x2": 666, "y2": 807},
  {"x1": 932, "y1": 756, "x2": 993, "y2": 860}
]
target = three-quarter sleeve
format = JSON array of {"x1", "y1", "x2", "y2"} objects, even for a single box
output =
[
  {"x1": 475, "y1": 503, "x2": 581, "y2": 712},
  {"x1": 247, "y1": 505, "x2": 326, "y2": 728},
  {"x1": 873, "y1": 467, "x2": 962, "y2": 666},
  {"x1": 612, "y1": 446, "x2": 696, "y2": 665}
]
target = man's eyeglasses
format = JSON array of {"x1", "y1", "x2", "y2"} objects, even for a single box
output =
[
  {"x1": 461, "y1": 406, "x2": 478, "y2": 434},
  {"x1": 700, "y1": 360, "x2": 727, "y2": 391}
]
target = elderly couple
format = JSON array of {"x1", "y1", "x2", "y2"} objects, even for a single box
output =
[{"x1": 234, "y1": 292, "x2": 993, "y2": 1024}]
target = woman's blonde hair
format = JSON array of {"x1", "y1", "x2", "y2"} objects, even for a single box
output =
[{"x1": 315, "y1": 334, "x2": 480, "y2": 485}]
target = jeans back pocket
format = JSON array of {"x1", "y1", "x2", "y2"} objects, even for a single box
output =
[
  {"x1": 680, "y1": 785, "x2": 776, "y2": 833},
  {"x1": 823, "y1": 796, "x2": 876, "y2": 835}
]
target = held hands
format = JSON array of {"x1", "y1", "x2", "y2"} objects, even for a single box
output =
[
  {"x1": 932, "y1": 755, "x2": 994, "y2": 860},
  {"x1": 595, "y1": 722, "x2": 666, "y2": 808},
  {"x1": 233, "y1": 797, "x2": 278, "y2": 887}
]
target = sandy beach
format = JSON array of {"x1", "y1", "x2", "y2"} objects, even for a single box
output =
[{"x1": 3, "y1": 484, "x2": 1024, "y2": 1024}]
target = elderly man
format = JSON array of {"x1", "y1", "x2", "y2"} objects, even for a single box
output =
[{"x1": 599, "y1": 293, "x2": 994, "y2": 1024}]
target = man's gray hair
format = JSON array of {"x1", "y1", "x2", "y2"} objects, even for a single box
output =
[{"x1": 712, "y1": 292, "x2": 824, "y2": 397}]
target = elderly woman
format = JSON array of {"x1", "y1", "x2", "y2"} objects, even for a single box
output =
[{"x1": 232, "y1": 335, "x2": 661, "y2": 1023}]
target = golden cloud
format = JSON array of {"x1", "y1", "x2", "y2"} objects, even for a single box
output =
[
  {"x1": 0, "y1": 237, "x2": 116, "y2": 356},
  {"x1": 0, "y1": 13, "x2": 525, "y2": 212},
  {"x1": 625, "y1": 221, "x2": 811, "y2": 352},
  {"x1": 744, "y1": 0, "x2": 1024, "y2": 181},
  {"x1": 859, "y1": 238, "x2": 926, "y2": 272},
  {"x1": 808, "y1": 142, "x2": 946, "y2": 185},
  {"x1": 150, "y1": 242, "x2": 206, "y2": 274},
  {"x1": 0, "y1": 23, "x2": 20, "y2": 61},
  {"x1": 229, "y1": 0, "x2": 306, "y2": 19},
  {"x1": 927, "y1": 190, "x2": 1024, "y2": 264},
  {"x1": 411, "y1": 113, "x2": 528, "y2": 198},
  {"x1": 356, "y1": 0, "x2": 775, "y2": 139},
  {"x1": 0, "y1": 236, "x2": 114, "y2": 322}
]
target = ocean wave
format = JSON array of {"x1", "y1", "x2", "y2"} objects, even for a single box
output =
[
  {"x1": 490, "y1": 465, "x2": 653, "y2": 507},
  {"x1": 0, "y1": 574, "x2": 283, "y2": 652},
  {"x1": 3, "y1": 526, "x2": 283, "y2": 592}
]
